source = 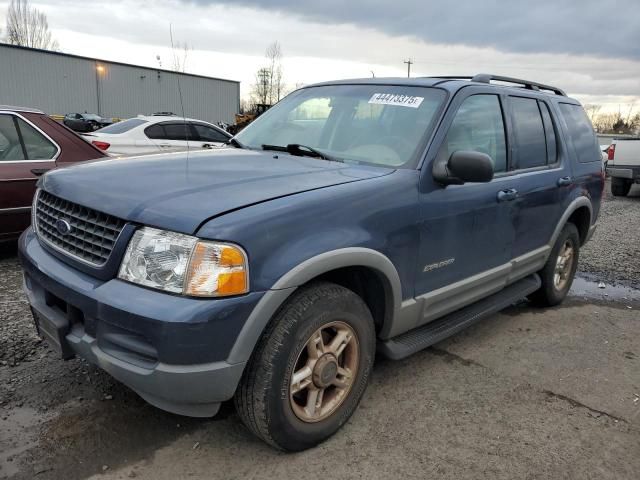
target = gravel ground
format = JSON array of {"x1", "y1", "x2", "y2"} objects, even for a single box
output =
[
  {"x1": 581, "y1": 181, "x2": 640, "y2": 288},
  {"x1": 1, "y1": 184, "x2": 639, "y2": 479}
]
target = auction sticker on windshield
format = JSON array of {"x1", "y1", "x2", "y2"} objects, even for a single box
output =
[{"x1": 368, "y1": 93, "x2": 424, "y2": 108}]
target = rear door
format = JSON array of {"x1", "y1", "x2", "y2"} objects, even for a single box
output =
[
  {"x1": 506, "y1": 95, "x2": 572, "y2": 260},
  {"x1": 0, "y1": 113, "x2": 59, "y2": 239}
]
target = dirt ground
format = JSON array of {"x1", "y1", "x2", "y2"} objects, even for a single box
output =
[{"x1": 1, "y1": 182, "x2": 639, "y2": 480}]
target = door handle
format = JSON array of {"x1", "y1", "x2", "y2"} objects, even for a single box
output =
[
  {"x1": 202, "y1": 143, "x2": 213, "y2": 149},
  {"x1": 497, "y1": 188, "x2": 518, "y2": 202},
  {"x1": 30, "y1": 168, "x2": 50, "y2": 176},
  {"x1": 557, "y1": 176, "x2": 572, "y2": 187}
]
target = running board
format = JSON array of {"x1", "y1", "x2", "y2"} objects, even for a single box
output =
[{"x1": 378, "y1": 274, "x2": 541, "y2": 360}]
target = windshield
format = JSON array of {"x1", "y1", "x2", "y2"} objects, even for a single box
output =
[
  {"x1": 235, "y1": 84, "x2": 446, "y2": 168},
  {"x1": 83, "y1": 114, "x2": 102, "y2": 121}
]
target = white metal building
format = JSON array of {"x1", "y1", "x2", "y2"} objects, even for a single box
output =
[{"x1": 0, "y1": 43, "x2": 240, "y2": 124}]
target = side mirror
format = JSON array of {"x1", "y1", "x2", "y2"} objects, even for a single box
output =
[{"x1": 447, "y1": 151, "x2": 494, "y2": 184}]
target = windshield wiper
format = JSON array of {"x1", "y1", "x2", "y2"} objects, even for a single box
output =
[
  {"x1": 225, "y1": 137, "x2": 248, "y2": 149},
  {"x1": 262, "y1": 144, "x2": 342, "y2": 163}
]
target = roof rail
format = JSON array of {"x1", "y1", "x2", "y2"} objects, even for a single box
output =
[
  {"x1": 471, "y1": 74, "x2": 566, "y2": 96},
  {"x1": 427, "y1": 74, "x2": 566, "y2": 96}
]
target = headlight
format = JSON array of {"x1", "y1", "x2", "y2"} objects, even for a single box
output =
[{"x1": 118, "y1": 227, "x2": 249, "y2": 297}]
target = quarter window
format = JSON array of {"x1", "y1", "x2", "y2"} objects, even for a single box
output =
[
  {"x1": 558, "y1": 103, "x2": 601, "y2": 163},
  {"x1": 0, "y1": 115, "x2": 25, "y2": 161},
  {"x1": 438, "y1": 94, "x2": 507, "y2": 173},
  {"x1": 510, "y1": 97, "x2": 547, "y2": 169},
  {"x1": 16, "y1": 118, "x2": 57, "y2": 160}
]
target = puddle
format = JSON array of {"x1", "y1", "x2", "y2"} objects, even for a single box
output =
[
  {"x1": 570, "y1": 276, "x2": 640, "y2": 303},
  {"x1": 0, "y1": 406, "x2": 55, "y2": 478}
]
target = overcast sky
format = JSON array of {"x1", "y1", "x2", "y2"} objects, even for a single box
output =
[{"x1": 2, "y1": 0, "x2": 639, "y2": 112}]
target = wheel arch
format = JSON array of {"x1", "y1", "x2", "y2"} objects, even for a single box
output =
[
  {"x1": 227, "y1": 248, "x2": 402, "y2": 364},
  {"x1": 549, "y1": 196, "x2": 592, "y2": 248}
]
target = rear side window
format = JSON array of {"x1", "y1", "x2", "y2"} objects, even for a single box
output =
[
  {"x1": 438, "y1": 94, "x2": 507, "y2": 173},
  {"x1": 559, "y1": 103, "x2": 601, "y2": 163},
  {"x1": 162, "y1": 123, "x2": 194, "y2": 141},
  {"x1": 144, "y1": 124, "x2": 164, "y2": 139},
  {"x1": 510, "y1": 97, "x2": 547, "y2": 169},
  {"x1": 98, "y1": 118, "x2": 147, "y2": 134},
  {"x1": 539, "y1": 102, "x2": 558, "y2": 165}
]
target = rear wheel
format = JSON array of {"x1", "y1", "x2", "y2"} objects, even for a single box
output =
[
  {"x1": 529, "y1": 223, "x2": 580, "y2": 307},
  {"x1": 611, "y1": 177, "x2": 632, "y2": 197},
  {"x1": 234, "y1": 282, "x2": 375, "y2": 451}
]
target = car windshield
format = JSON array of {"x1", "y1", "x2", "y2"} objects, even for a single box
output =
[
  {"x1": 83, "y1": 114, "x2": 102, "y2": 121},
  {"x1": 235, "y1": 84, "x2": 446, "y2": 168},
  {"x1": 96, "y1": 118, "x2": 147, "y2": 134}
]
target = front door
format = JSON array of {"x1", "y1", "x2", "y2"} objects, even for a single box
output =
[
  {"x1": 0, "y1": 113, "x2": 58, "y2": 240},
  {"x1": 415, "y1": 91, "x2": 517, "y2": 325}
]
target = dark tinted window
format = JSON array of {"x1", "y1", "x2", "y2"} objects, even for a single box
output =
[
  {"x1": 539, "y1": 102, "x2": 558, "y2": 164},
  {"x1": 511, "y1": 97, "x2": 547, "y2": 169},
  {"x1": 144, "y1": 124, "x2": 164, "y2": 139},
  {"x1": 162, "y1": 123, "x2": 194, "y2": 141},
  {"x1": 438, "y1": 94, "x2": 507, "y2": 173},
  {"x1": 0, "y1": 114, "x2": 25, "y2": 161},
  {"x1": 97, "y1": 118, "x2": 147, "y2": 134},
  {"x1": 16, "y1": 118, "x2": 57, "y2": 160},
  {"x1": 559, "y1": 103, "x2": 600, "y2": 163},
  {"x1": 192, "y1": 123, "x2": 229, "y2": 142}
]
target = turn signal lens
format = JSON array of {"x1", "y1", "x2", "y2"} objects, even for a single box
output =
[{"x1": 184, "y1": 242, "x2": 249, "y2": 297}]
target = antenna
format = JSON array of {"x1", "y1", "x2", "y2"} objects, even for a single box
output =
[{"x1": 169, "y1": 23, "x2": 190, "y2": 156}]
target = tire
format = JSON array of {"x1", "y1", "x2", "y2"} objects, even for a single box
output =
[
  {"x1": 611, "y1": 177, "x2": 631, "y2": 197},
  {"x1": 234, "y1": 281, "x2": 375, "y2": 451},
  {"x1": 529, "y1": 223, "x2": 580, "y2": 307}
]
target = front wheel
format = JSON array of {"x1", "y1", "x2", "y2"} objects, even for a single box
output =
[
  {"x1": 529, "y1": 223, "x2": 580, "y2": 307},
  {"x1": 235, "y1": 282, "x2": 375, "y2": 451}
]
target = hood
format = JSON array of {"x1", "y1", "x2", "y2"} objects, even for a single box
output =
[{"x1": 42, "y1": 148, "x2": 393, "y2": 234}]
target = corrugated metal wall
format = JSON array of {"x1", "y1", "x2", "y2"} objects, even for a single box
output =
[{"x1": 0, "y1": 44, "x2": 240, "y2": 124}]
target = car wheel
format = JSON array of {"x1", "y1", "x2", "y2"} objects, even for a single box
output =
[
  {"x1": 611, "y1": 177, "x2": 632, "y2": 197},
  {"x1": 529, "y1": 223, "x2": 580, "y2": 307},
  {"x1": 235, "y1": 282, "x2": 375, "y2": 451}
]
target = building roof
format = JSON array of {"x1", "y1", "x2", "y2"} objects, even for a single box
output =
[{"x1": 0, "y1": 42, "x2": 240, "y2": 85}]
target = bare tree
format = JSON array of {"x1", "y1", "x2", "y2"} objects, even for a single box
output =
[
  {"x1": 171, "y1": 41, "x2": 191, "y2": 73},
  {"x1": 251, "y1": 67, "x2": 271, "y2": 107},
  {"x1": 6, "y1": 0, "x2": 59, "y2": 50},
  {"x1": 265, "y1": 41, "x2": 285, "y2": 104}
]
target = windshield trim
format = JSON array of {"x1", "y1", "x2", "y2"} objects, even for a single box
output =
[{"x1": 236, "y1": 84, "x2": 450, "y2": 170}]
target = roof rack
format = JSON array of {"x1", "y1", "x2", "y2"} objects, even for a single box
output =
[{"x1": 428, "y1": 74, "x2": 566, "y2": 96}]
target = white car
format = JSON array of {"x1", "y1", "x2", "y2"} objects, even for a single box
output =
[{"x1": 83, "y1": 115, "x2": 232, "y2": 156}]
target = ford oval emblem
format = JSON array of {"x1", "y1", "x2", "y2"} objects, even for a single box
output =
[{"x1": 55, "y1": 219, "x2": 72, "y2": 236}]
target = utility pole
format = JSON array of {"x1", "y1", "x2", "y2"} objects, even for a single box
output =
[{"x1": 404, "y1": 59, "x2": 413, "y2": 78}]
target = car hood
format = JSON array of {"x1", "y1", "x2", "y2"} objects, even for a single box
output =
[{"x1": 42, "y1": 148, "x2": 393, "y2": 234}]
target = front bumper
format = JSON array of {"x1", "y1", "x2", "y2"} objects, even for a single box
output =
[{"x1": 19, "y1": 228, "x2": 264, "y2": 417}]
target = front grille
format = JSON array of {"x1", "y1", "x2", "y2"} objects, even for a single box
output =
[{"x1": 35, "y1": 190, "x2": 126, "y2": 266}]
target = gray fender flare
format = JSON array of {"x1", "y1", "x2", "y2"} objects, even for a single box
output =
[
  {"x1": 227, "y1": 247, "x2": 402, "y2": 364},
  {"x1": 548, "y1": 196, "x2": 592, "y2": 250}
]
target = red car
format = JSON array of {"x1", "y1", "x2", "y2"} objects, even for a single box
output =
[{"x1": 0, "y1": 106, "x2": 107, "y2": 242}]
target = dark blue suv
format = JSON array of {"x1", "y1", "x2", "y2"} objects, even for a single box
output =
[{"x1": 19, "y1": 74, "x2": 604, "y2": 451}]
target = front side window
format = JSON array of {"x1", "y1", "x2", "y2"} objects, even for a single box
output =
[
  {"x1": 559, "y1": 103, "x2": 601, "y2": 163},
  {"x1": 437, "y1": 94, "x2": 507, "y2": 173},
  {"x1": 192, "y1": 124, "x2": 229, "y2": 143},
  {"x1": 236, "y1": 85, "x2": 446, "y2": 168},
  {"x1": 510, "y1": 97, "x2": 547, "y2": 169}
]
